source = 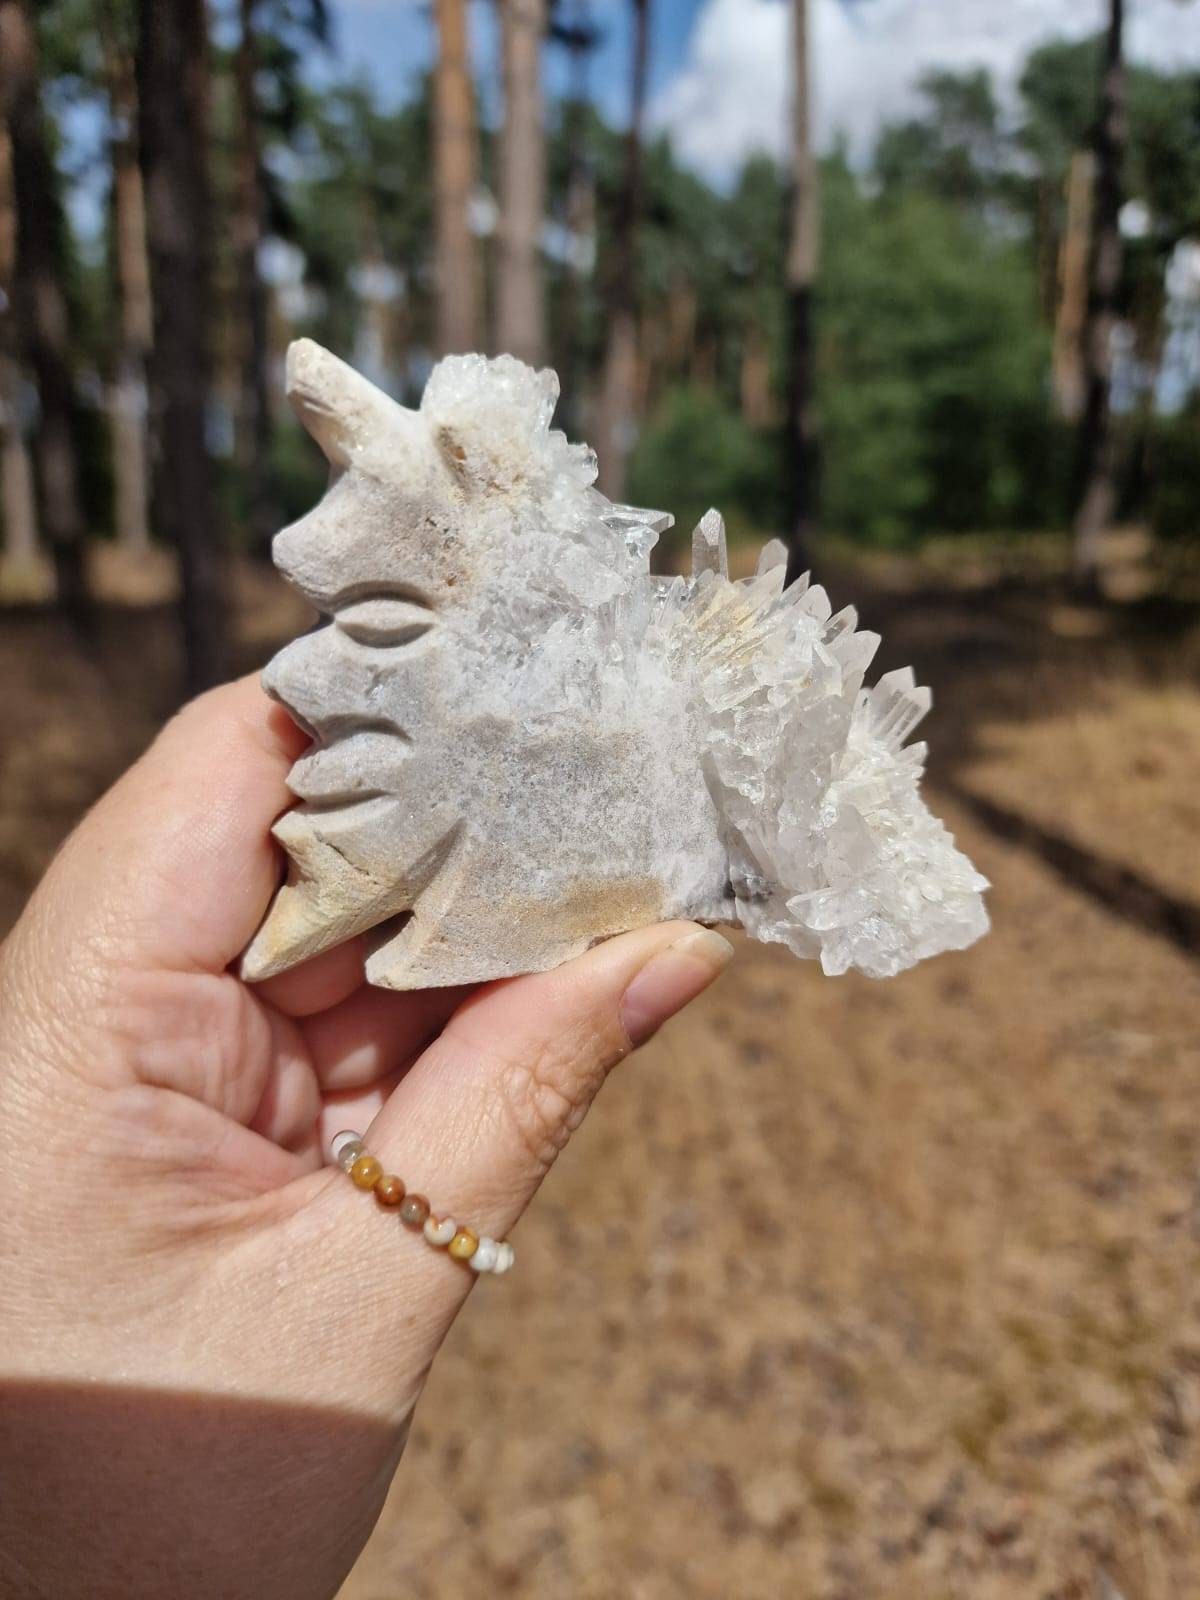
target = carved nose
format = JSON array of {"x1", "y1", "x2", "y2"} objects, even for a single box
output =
[{"x1": 271, "y1": 501, "x2": 343, "y2": 611}]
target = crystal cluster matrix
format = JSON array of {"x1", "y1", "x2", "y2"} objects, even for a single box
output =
[{"x1": 241, "y1": 341, "x2": 989, "y2": 991}]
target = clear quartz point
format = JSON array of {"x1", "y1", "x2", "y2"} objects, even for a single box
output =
[
  {"x1": 822, "y1": 606, "x2": 858, "y2": 648},
  {"x1": 869, "y1": 670, "x2": 933, "y2": 748},
  {"x1": 691, "y1": 508, "x2": 729, "y2": 580},
  {"x1": 756, "y1": 537, "x2": 788, "y2": 577},
  {"x1": 602, "y1": 503, "x2": 675, "y2": 534}
]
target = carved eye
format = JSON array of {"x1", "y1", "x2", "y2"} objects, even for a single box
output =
[{"x1": 336, "y1": 597, "x2": 434, "y2": 647}]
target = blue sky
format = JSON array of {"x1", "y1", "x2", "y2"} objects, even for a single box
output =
[
  {"x1": 332, "y1": 0, "x2": 1200, "y2": 181},
  {"x1": 59, "y1": 0, "x2": 1200, "y2": 242},
  {"x1": 324, "y1": 2, "x2": 709, "y2": 129}
]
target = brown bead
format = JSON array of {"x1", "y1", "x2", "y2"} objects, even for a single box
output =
[
  {"x1": 448, "y1": 1226, "x2": 478, "y2": 1260},
  {"x1": 399, "y1": 1193, "x2": 430, "y2": 1229},
  {"x1": 350, "y1": 1155, "x2": 383, "y2": 1190},
  {"x1": 374, "y1": 1175, "x2": 406, "y2": 1208}
]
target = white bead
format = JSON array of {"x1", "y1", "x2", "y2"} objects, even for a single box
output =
[
  {"x1": 423, "y1": 1216, "x2": 457, "y2": 1247},
  {"x1": 469, "y1": 1236, "x2": 499, "y2": 1273},
  {"x1": 492, "y1": 1242, "x2": 514, "y2": 1275},
  {"x1": 330, "y1": 1129, "x2": 364, "y2": 1164}
]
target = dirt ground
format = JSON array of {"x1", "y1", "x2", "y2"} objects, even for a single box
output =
[{"x1": 3, "y1": 540, "x2": 1200, "y2": 1599}]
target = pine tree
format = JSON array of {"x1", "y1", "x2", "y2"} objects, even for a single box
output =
[
  {"x1": 433, "y1": 0, "x2": 479, "y2": 354},
  {"x1": 497, "y1": 0, "x2": 547, "y2": 365},
  {"x1": 784, "y1": 0, "x2": 818, "y2": 580},
  {"x1": 0, "y1": 0, "x2": 90, "y2": 626},
  {"x1": 98, "y1": 0, "x2": 153, "y2": 553},
  {"x1": 139, "y1": 0, "x2": 227, "y2": 690},
  {"x1": 1072, "y1": 0, "x2": 1125, "y2": 589},
  {"x1": 594, "y1": 0, "x2": 649, "y2": 501},
  {"x1": 0, "y1": 123, "x2": 38, "y2": 572}
]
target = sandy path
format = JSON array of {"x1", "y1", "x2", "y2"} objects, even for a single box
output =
[{"x1": 3, "y1": 551, "x2": 1199, "y2": 1597}]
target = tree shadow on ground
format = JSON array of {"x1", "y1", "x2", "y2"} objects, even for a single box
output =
[
  {"x1": 2, "y1": 552, "x2": 1199, "y2": 954},
  {"x1": 823, "y1": 558, "x2": 1200, "y2": 961}
]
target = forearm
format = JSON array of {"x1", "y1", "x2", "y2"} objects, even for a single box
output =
[{"x1": 0, "y1": 1378, "x2": 402, "y2": 1600}]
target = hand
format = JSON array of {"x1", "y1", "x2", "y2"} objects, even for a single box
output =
[{"x1": 0, "y1": 677, "x2": 731, "y2": 1600}]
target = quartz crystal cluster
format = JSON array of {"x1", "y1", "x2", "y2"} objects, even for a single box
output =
[{"x1": 241, "y1": 340, "x2": 988, "y2": 991}]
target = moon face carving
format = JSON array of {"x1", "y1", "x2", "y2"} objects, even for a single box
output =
[{"x1": 241, "y1": 342, "x2": 988, "y2": 991}]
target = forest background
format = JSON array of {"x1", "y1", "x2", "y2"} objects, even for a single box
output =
[{"x1": 5, "y1": 5, "x2": 1200, "y2": 1594}]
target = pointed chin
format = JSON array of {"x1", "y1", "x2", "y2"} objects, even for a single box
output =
[{"x1": 239, "y1": 802, "x2": 407, "y2": 981}]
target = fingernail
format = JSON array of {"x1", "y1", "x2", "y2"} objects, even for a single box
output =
[{"x1": 620, "y1": 928, "x2": 734, "y2": 1047}]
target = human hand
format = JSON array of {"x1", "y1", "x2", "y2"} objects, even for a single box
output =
[{"x1": 0, "y1": 677, "x2": 731, "y2": 1600}]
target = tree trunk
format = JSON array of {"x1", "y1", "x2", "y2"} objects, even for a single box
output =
[
  {"x1": 233, "y1": 0, "x2": 275, "y2": 555},
  {"x1": 741, "y1": 324, "x2": 773, "y2": 428},
  {"x1": 0, "y1": 0, "x2": 91, "y2": 627},
  {"x1": 100, "y1": 0, "x2": 153, "y2": 553},
  {"x1": 1052, "y1": 150, "x2": 1092, "y2": 423},
  {"x1": 139, "y1": 0, "x2": 227, "y2": 692},
  {"x1": 433, "y1": 0, "x2": 479, "y2": 355},
  {"x1": 664, "y1": 277, "x2": 696, "y2": 378},
  {"x1": 594, "y1": 0, "x2": 649, "y2": 502},
  {"x1": 0, "y1": 123, "x2": 37, "y2": 567},
  {"x1": 690, "y1": 331, "x2": 716, "y2": 390},
  {"x1": 0, "y1": 353, "x2": 37, "y2": 564},
  {"x1": 1072, "y1": 0, "x2": 1125, "y2": 591},
  {"x1": 497, "y1": 0, "x2": 546, "y2": 366},
  {"x1": 784, "y1": 0, "x2": 818, "y2": 582},
  {"x1": 554, "y1": 15, "x2": 597, "y2": 433}
]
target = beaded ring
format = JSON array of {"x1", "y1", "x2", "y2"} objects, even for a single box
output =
[{"x1": 330, "y1": 1130, "x2": 514, "y2": 1276}]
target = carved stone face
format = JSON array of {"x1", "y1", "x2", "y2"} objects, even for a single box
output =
[
  {"x1": 242, "y1": 342, "x2": 988, "y2": 991},
  {"x1": 240, "y1": 342, "x2": 731, "y2": 990}
]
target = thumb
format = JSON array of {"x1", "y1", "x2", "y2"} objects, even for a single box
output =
[{"x1": 308, "y1": 920, "x2": 732, "y2": 1361}]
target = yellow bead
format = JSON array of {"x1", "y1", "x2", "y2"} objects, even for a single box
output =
[
  {"x1": 350, "y1": 1155, "x2": 383, "y2": 1190},
  {"x1": 448, "y1": 1227, "x2": 478, "y2": 1260}
]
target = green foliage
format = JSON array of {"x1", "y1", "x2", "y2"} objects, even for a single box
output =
[
  {"x1": 1149, "y1": 406, "x2": 1200, "y2": 542},
  {"x1": 875, "y1": 69, "x2": 1005, "y2": 211},
  {"x1": 1019, "y1": 36, "x2": 1200, "y2": 290},
  {"x1": 1018, "y1": 37, "x2": 1103, "y2": 177},
  {"x1": 283, "y1": 80, "x2": 434, "y2": 376},
  {"x1": 819, "y1": 159, "x2": 1056, "y2": 543},
  {"x1": 627, "y1": 386, "x2": 781, "y2": 548},
  {"x1": 15, "y1": 7, "x2": 1200, "y2": 562}
]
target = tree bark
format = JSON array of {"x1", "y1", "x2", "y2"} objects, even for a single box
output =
[
  {"x1": 99, "y1": 0, "x2": 153, "y2": 553},
  {"x1": 0, "y1": 0, "x2": 91, "y2": 626},
  {"x1": 1053, "y1": 150, "x2": 1092, "y2": 423},
  {"x1": 553, "y1": 9, "x2": 597, "y2": 433},
  {"x1": 233, "y1": 0, "x2": 275, "y2": 555},
  {"x1": 664, "y1": 277, "x2": 696, "y2": 379},
  {"x1": 139, "y1": 0, "x2": 227, "y2": 692},
  {"x1": 433, "y1": 0, "x2": 479, "y2": 355},
  {"x1": 741, "y1": 324, "x2": 773, "y2": 428},
  {"x1": 0, "y1": 123, "x2": 37, "y2": 568},
  {"x1": 497, "y1": 0, "x2": 546, "y2": 366},
  {"x1": 1072, "y1": 0, "x2": 1125, "y2": 591},
  {"x1": 594, "y1": 0, "x2": 649, "y2": 502},
  {"x1": 784, "y1": 0, "x2": 818, "y2": 582},
  {"x1": 0, "y1": 352, "x2": 36, "y2": 565}
]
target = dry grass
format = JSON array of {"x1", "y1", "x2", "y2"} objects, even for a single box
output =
[{"x1": 2, "y1": 542, "x2": 1200, "y2": 1598}]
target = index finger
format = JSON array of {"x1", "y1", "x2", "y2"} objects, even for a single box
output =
[{"x1": 24, "y1": 675, "x2": 307, "y2": 977}]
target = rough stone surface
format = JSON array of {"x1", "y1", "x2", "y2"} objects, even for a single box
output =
[{"x1": 240, "y1": 340, "x2": 988, "y2": 990}]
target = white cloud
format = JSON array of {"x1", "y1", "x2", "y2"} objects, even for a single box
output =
[{"x1": 652, "y1": 0, "x2": 1200, "y2": 181}]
